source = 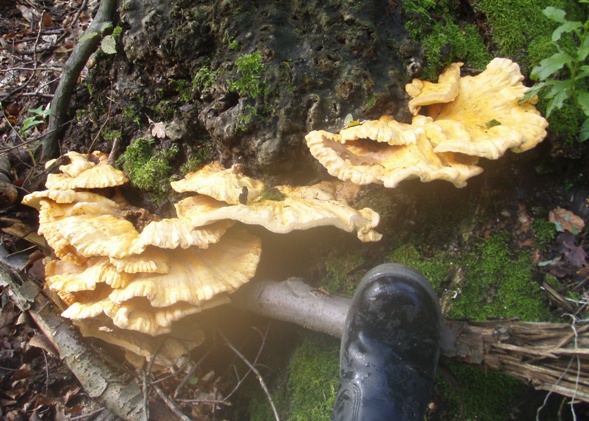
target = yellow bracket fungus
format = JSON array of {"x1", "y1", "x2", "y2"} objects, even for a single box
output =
[
  {"x1": 306, "y1": 58, "x2": 548, "y2": 188},
  {"x1": 23, "y1": 150, "x2": 381, "y2": 362}
]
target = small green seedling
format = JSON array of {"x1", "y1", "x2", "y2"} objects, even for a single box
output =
[{"x1": 21, "y1": 104, "x2": 51, "y2": 133}]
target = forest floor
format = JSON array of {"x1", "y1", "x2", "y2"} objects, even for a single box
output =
[{"x1": 1, "y1": 1, "x2": 589, "y2": 420}]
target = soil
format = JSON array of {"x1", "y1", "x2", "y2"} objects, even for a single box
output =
[{"x1": 1, "y1": 1, "x2": 589, "y2": 420}]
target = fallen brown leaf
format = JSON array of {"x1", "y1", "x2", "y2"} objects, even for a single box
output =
[{"x1": 549, "y1": 208, "x2": 585, "y2": 235}]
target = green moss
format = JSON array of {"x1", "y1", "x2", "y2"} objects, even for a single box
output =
[
  {"x1": 438, "y1": 361, "x2": 530, "y2": 421},
  {"x1": 154, "y1": 99, "x2": 175, "y2": 120},
  {"x1": 324, "y1": 251, "x2": 365, "y2": 297},
  {"x1": 230, "y1": 51, "x2": 267, "y2": 98},
  {"x1": 471, "y1": 0, "x2": 584, "y2": 67},
  {"x1": 449, "y1": 232, "x2": 550, "y2": 321},
  {"x1": 237, "y1": 104, "x2": 259, "y2": 131},
  {"x1": 362, "y1": 91, "x2": 377, "y2": 111},
  {"x1": 223, "y1": 31, "x2": 241, "y2": 50},
  {"x1": 540, "y1": 99, "x2": 586, "y2": 147},
  {"x1": 390, "y1": 232, "x2": 549, "y2": 322},
  {"x1": 112, "y1": 25, "x2": 123, "y2": 40},
  {"x1": 402, "y1": 0, "x2": 491, "y2": 79},
  {"x1": 421, "y1": 21, "x2": 492, "y2": 78},
  {"x1": 179, "y1": 143, "x2": 215, "y2": 174},
  {"x1": 122, "y1": 104, "x2": 141, "y2": 126},
  {"x1": 249, "y1": 335, "x2": 339, "y2": 421},
  {"x1": 389, "y1": 243, "x2": 451, "y2": 292},
  {"x1": 117, "y1": 137, "x2": 179, "y2": 203},
  {"x1": 100, "y1": 126, "x2": 122, "y2": 144},
  {"x1": 286, "y1": 336, "x2": 340, "y2": 421},
  {"x1": 532, "y1": 218, "x2": 557, "y2": 248},
  {"x1": 169, "y1": 79, "x2": 192, "y2": 102},
  {"x1": 192, "y1": 66, "x2": 219, "y2": 92},
  {"x1": 259, "y1": 187, "x2": 287, "y2": 202}
]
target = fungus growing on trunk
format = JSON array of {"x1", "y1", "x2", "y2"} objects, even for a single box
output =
[
  {"x1": 173, "y1": 178, "x2": 382, "y2": 242},
  {"x1": 406, "y1": 62, "x2": 462, "y2": 115},
  {"x1": 45, "y1": 151, "x2": 128, "y2": 190},
  {"x1": 171, "y1": 161, "x2": 265, "y2": 204},
  {"x1": 417, "y1": 58, "x2": 548, "y2": 158},
  {"x1": 23, "y1": 153, "x2": 380, "y2": 364},
  {"x1": 306, "y1": 58, "x2": 548, "y2": 188}
]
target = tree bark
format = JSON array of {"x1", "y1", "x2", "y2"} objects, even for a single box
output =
[{"x1": 231, "y1": 278, "x2": 589, "y2": 402}]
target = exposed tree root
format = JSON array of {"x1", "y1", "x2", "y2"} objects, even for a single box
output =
[{"x1": 41, "y1": 0, "x2": 117, "y2": 162}]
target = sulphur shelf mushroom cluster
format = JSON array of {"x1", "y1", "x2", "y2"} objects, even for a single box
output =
[
  {"x1": 23, "y1": 153, "x2": 380, "y2": 363},
  {"x1": 306, "y1": 58, "x2": 549, "y2": 188}
]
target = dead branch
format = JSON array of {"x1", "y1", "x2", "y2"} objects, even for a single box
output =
[
  {"x1": 219, "y1": 330, "x2": 280, "y2": 421},
  {"x1": 231, "y1": 278, "x2": 589, "y2": 403},
  {"x1": 41, "y1": 0, "x2": 117, "y2": 162}
]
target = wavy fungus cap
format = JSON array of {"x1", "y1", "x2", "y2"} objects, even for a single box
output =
[
  {"x1": 406, "y1": 62, "x2": 462, "y2": 115},
  {"x1": 108, "y1": 227, "x2": 262, "y2": 308},
  {"x1": 45, "y1": 152, "x2": 128, "y2": 190},
  {"x1": 426, "y1": 58, "x2": 548, "y2": 158},
  {"x1": 45, "y1": 257, "x2": 133, "y2": 292},
  {"x1": 128, "y1": 219, "x2": 234, "y2": 254},
  {"x1": 340, "y1": 115, "x2": 422, "y2": 146},
  {"x1": 175, "y1": 181, "x2": 382, "y2": 242},
  {"x1": 171, "y1": 161, "x2": 265, "y2": 204},
  {"x1": 305, "y1": 121, "x2": 483, "y2": 189},
  {"x1": 75, "y1": 319, "x2": 204, "y2": 367}
]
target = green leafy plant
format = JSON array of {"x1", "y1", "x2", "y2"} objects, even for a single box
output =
[
  {"x1": 21, "y1": 104, "x2": 51, "y2": 133},
  {"x1": 524, "y1": 2, "x2": 589, "y2": 141}
]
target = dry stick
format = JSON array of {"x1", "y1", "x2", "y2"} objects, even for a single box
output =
[
  {"x1": 70, "y1": 0, "x2": 89, "y2": 28},
  {"x1": 141, "y1": 370, "x2": 149, "y2": 421},
  {"x1": 223, "y1": 326, "x2": 269, "y2": 403},
  {"x1": 87, "y1": 87, "x2": 114, "y2": 152},
  {"x1": 68, "y1": 407, "x2": 106, "y2": 421},
  {"x1": 153, "y1": 385, "x2": 192, "y2": 421},
  {"x1": 174, "y1": 346, "x2": 215, "y2": 397},
  {"x1": 41, "y1": 0, "x2": 116, "y2": 161},
  {"x1": 218, "y1": 330, "x2": 280, "y2": 421}
]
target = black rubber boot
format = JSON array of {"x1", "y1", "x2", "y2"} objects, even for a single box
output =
[{"x1": 331, "y1": 263, "x2": 441, "y2": 421}]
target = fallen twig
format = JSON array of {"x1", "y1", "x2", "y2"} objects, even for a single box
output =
[
  {"x1": 219, "y1": 330, "x2": 280, "y2": 421},
  {"x1": 153, "y1": 385, "x2": 193, "y2": 421}
]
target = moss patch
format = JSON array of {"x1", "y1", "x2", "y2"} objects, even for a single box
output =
[
  {"x1": 116, "y1": 137, "x2": 179, "y2": 203},
  {"x1": 285, "y1": 335, "x2": 340, "y2": 421},
  {"x1": 324, "y1": 250, "x2": 365, "y2": 298},
  {"x1": 402, "y1": 0, "x2": 492, "y2": 79},
  {"x1": 437, "y1": 361, "x2": 530, "y2": 421},
  {"x1": 249, "y1": 334, "x2": 339, "y2": 421},
  {"x1": 390, "y1": 231, "x2": 549, "y2": 321}
]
